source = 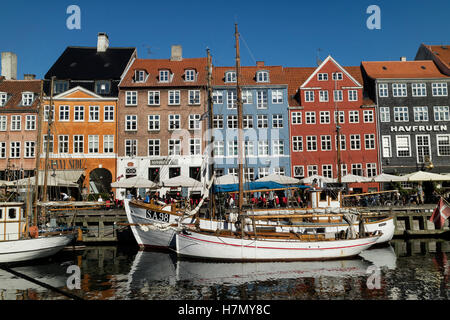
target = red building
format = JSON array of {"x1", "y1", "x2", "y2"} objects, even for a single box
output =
[{"x1": 287, "y1": 56, "x2": 379, "y2": 193}]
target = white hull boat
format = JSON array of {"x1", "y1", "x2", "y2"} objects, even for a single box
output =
[{"x1": 175, "y1": 229, "x2": 380, "y2": 261}]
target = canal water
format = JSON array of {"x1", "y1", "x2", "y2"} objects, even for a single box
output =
[{"x1": 0, "y1": 239, "x2": 449, "y2": 301}]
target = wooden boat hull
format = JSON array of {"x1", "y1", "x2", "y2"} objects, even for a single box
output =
[
  {"x1": 175, "y1": 230, "x2": 380, "y2": 261},
  {"x1": 0, "y1": 234, "x2": 75, "y2": 264}
]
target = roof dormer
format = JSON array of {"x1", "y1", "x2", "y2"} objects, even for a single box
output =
[
  {"x1": 158, "y1": 69, "x2": 172, "y2": 83},
  {"x1": 256, "y1": 70, "x2": 269, "y2": 83},
  {"x1": 134, "y1": 69, "x2": 148, "y2": 83},
  {"x1": 184, "y1": 69, "x2": 197, "y2": 82},
  {"x1": 21, "y1": 92, "x2": 34, "y2": 106},
  {"x1": 224, "y1": 71, "x2": 236, "y2": 83},
  {"x1": 0, "y1": 92, "x2": 8, "y2": 107}
]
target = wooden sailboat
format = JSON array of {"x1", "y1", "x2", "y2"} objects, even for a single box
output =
[{"x1": 0, "y1": 77, "x2": 75, "y2": 264}]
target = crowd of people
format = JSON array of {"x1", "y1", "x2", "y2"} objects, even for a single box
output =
[{"x1": 225, "y1": 190, "x2": 307, "y2": 209}]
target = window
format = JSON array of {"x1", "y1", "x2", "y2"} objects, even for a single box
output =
[
  {"x1": 334, "y1": 111, "x2": 345, "y2": 124},
  {"x1": 227, "y1": 91, "x2": 237, "y2": 109},
  {"x1": 305, "y1": 112, "x2": 316, "y2": 124},
  {"x1": 0, "y1": 142, "x2": 5, "y2": 158},
  {"x1": 437, "y1": 135, "x2": 450, "y2": 156},
  {"x1": 185, "y1": 69, "x2": 196, "y2": 82},
  {"x1": 125, "y1": 139, "x2": 137, "y2": 157},
  {"x1": 321, "y1": 135, "x2": 332, "y2": 151},
  {"x1": 412, "y1": 83, "x2": 427, "y2": 97},
  {"x1": 53, "y1": 81, "x2": 69, "y2": 94},
  {"x1": 320, "y1": 111, "x2": 330, "y2": 124},
  {"x1": 336, "y1": 134, "x2": 346, "y2": 151},
  {"x1": 363, "y1": 110, "x2": 374, "y2": 123},
  {"x1": 89, "y1": 106, "x2": 100, "y2": 121},
  {"x1": 272, "y1": 89, "x2": 283, "y2": 104},
  {"x1": 243, "y1": 115, "x2": 253, "y2": 129},
  {"x1": 189, "y1": 90, "x2": 201, "y2": 105},
  {"x1": 256, "y1": 90, "x2": 268, "y2": 109},
  {"x1": 168, "y1": 114, "x2": 181, "y2": 130},
  {"x1": 306, "y1": 136, "x2": 317, "y2": 151},
  {"x1": 244, "y1": 141, "x2": 255, "y2": 156},
  {"x1": 293, "y1": 166, "x2": 304, "y2": 178},
  {"x1": 274, "y1": 167, "x2": 285, "y2": 176},
  {"x1": 432, "y1": 83, "x2": 448, "y2": 96},
  {"x1": 351, "y1": 163, "x2": 363, "y2": 176},
  {"x1": 21, "y1": 93, "x2": 34, "y2": 106},
  {"x1": 225, "y1": 71, "x2": 236, "y2": 83},
  {"x1": 0, "y1": 116, "x2": 6, "y2": 131},
  {"x1": 242, "y1": 90, "x2": 253, "y2": 104},
  {"x1": 125, "y1": 91, "x2": 137, "y2": 106},
  {"x1": 11, "y1": 115, "x2": 21, "y2": 131},
  {"x1": 332, "y1": 72, "x2": 343, "y2": 80},
  {"x1": 228, "y1": 140, "x2": 238, "y2": 157},
  {"x1": 104, "y1": 106, "x2": 114, "y2": 122},
  {"x1": 319, "y1": 90, "x2": 328, "y2": 102},
  {"x1": 148, "y1": 91, "x2": 160, "y2": 105},
  {"x1": 159, "y1": 70, "x2": 170, "y2": 83},
  {"x1": 74, "y1": 106, "x2": 84, "y2": 121},
  {"x1": 213, "y1": 91, "x2": 223, "y2": 104},
  {"x1": 73, "y1": 135, "x2": 84, "y2": 153},
  {"x1": 434, "y1": 106, "x2": 449, "y2": 121},
  {"x1": 333, "y1": 90, "x2": 343, "y2": 102},
  {"x1": 0, "y1": 93, "x2": 7, "y2": 106},
  {"x1": 256, "y1": 71, "x2": 269, "y2": 82},
  {"x1": 365, "y1": 134, "x2": 376, "y2": 150},
  {"x1": 213, "y1": 115, "x2": 223, "y2": 129},
  {"x1": 258, "y1": 140, "x2": 268, "y2": 156},
  {"x1": 25, "y1": 115, "x2": 36, "y2": 130},
  {"x1": 88, "y1": 135, "x2": 99, "y2": 153},
  {"x1": 413, "y1": 107, "x2": 428, "y2": 122},
  {"x1": 305, "y1": 91, "x2": 314, "y2": 102},
  {"x1": 103, "y1": 135, "x2": 114, "y2": 153},
  {"x1": 24, "y1": 141, "x2": 35, "y2": 158},
  {"x1": 273, "y1": 140, "x2": 284, "y2": 156},
  {"x1": 95, "y1": 80, "x2": 110, "y2": 95},
  {"x1": 322, "y1": 165, "x2": 333, "y2": 178},
  {"x1": 125, "y1": 115, "x2": 138, "y2": 131},
  {"x1": 348, "y1": 90, "x2": 358, "y2": 101},
  {"x1": 380, "y1": 107, "x2": 390, "y2": 122},
  {"x1": 392, "y1": 83, "x2": 407, "y2": 97},
  {"x1": 257, "y1": 115, "x2": 268, "y2": 128},
  {"x1": 318, "y1": 73, "x2": 328, "y2": 81},
  {"x1": 244, "y1": 168, "x2": 255, "y2": 181},
  {"x1": 416, "y1": 135, "x2": 431, "y2": 164},
  {"x1": 382, "y1": 136, "x2": 391, "y2": 158},
  {"x1": 44, "y1": 105, "x2": 55, "y2": 121},
  {"x1": 393, "y1": 107, "x2": 409, "y2": 122},
  {"x1": 259, "y1": 167, "x2": 270, "y2": 179},
  {"x1": 379, "y1": 83, "x2": 388, "y2": 97},
  {"x1": 59, "y1": 105, "x2": 70, "y2": 121},
  {"x1": 350, "y1": 134, "x2": 361, "y2": 150},
  {"x1": 10, "y1": 142, "x2": 20, "y2": 158},
  {"x1": 227, "y1": 115, "x2": 238, "y2": 129},
  {"x1": 272, "y1": 114, "x2": 283, "y2": 128},
  {"x1": 349, "y1": 111, "x2": 359, "y2": 123},
  {"x1": 214, "y1": 141, "x2": 224, "y2": 156},
  {"x1": 135, "y1": 70, "x2": 147, "y2": 83},
  {"x1": 58, "y1": 135, "x2": 69, "y2": 153},
  {"x1": 148, "y1": 115, "x2": 160, "y2": 131},
  {"x1": 307, "y1": 165, "x2": 318, "y2": 176},
  {"x1": 292, "y1": 136, "x2": 303, "y2": 152},
  {"x1": 190, "y1": 138, "x2": 201, "y2": 156},
  {"x1": 228, "y1": 168, "x2": 238, "y2": 176},
  {"x1": 396, "y1": 135, "x2": 411, "y2": 157},
  {"x1": 148, "y1": 139, "x2": 160, "y2": 156},
  {"x1": 189, "y1": 114, "x2": 201, "y2": 130},
  {"x1": 168, "y1": 90, "x2": 180, "y2": 105},
  {"x1": 291, "y1": 112, "x2": 302, "y2": 124}
]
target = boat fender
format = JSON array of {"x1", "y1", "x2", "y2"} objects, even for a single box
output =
[{"x1": 29, "y1": 226, "x2": 39, "y2": 239}]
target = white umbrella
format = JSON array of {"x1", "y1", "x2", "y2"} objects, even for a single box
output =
[
  {"x1": 370, "y1": 173, "x2": 406, "y2": 182},
  {"x1": 340, "y1": 174, "x2": 371, "y2": 183},
  {"x1": 111, "y1": 176, "x2": 158, "y2": 188},
  {"x1": 401, "y1": 171, "x2": 450, "y2": 182},
  {"x1": 215, "y1": 174, "x2": 240, "y2": 185},
  {"x1": 256, "y1": 173, "x2": 300, "y2": 184},
  {"x1": 161, "y1": 175, "x2": 201, "y2": 188},
  {"x1": 299, "y1": 174, "x2": 336, "y2": 184}
]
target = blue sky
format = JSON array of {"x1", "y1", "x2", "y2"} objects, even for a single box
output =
[{"x1": 1, "y1": 0, "x2": 449, "y2": 79}]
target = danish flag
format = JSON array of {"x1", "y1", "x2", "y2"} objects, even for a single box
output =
[{"x1": 430, "y1": 197, "x2": 450, "y2": 229}]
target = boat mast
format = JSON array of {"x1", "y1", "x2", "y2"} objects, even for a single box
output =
[
  {"x1": 206, "y1": 48, "x2": 216, "y2": 218},
  {"x1": 235, "y1": 23, "x2": 244, "y2": 214},
  {"x1": 335, "y1": 76, "x2": 342, "y2": 184},
  {"x1": 42, "y1": 76, "x2": 55, "y2": 205}
]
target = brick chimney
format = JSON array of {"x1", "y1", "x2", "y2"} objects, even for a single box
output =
[
  {"x1": 24, "y1": 74, "x2": 36, "y2": 80},
  {"x1": 170, "y1": 45, "x2": 182, "y2": 61},
  {"x1": 256, "y1": 61, "x2": 265, "y2": 67},
  {"x1": 400, "y1": 56, "x2": 407, "y2": 61},
  {"x1": 1, "y1": 52, "x2": 18, "y2": 80},
  {"x1": 97, "y1": 33, "x2": 109, "y2": 52}
]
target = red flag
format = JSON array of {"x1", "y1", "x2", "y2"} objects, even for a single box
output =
[{"x1": 430, "y1": 197, "x2": 450, "y2": 229}]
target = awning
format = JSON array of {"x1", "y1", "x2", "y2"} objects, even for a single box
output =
[
  {"x1": 213, "y1": 181, "x2": 309, "y2": 193},
  {"x1": 255, "y1": 173, "x2": 301, "y2": 184},
  {"x1": 401, "y1": 171, "x2": 450, "y2": 182},
  {"x1": 5, "y1": 170, "x2": 84, "y2": 187},
  {"x1": 111, "y1": 176, "x2": 158, "y2": 188},
  {"x1": 161, "y1": 175, "x2": 202, "y2": 188}
]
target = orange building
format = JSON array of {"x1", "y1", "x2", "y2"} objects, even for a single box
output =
[{"x1": 41, "y1": 86, "x2": 117, "y2": 197}]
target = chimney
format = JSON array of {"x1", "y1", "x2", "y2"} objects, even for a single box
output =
[
  {"x1": 97, "y1": 33, "x2": 109, "y2": 52},
  {"x1": 1, "y1": 52, "x2": 18, "y2": 80},
  {"x1": 400, "y1": 56, "x2": 407, "y2": 61},
  {"x1": 256, "y1": 61, "x2": 265, "y2": 67},
  {"x1": 170, "y1": 45, "x2": 182, "y2": 61},
  {"x1": 24, "y1": 74, "x2": 36, "y2": 80}
]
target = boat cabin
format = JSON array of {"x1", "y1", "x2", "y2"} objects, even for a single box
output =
[
  {"x1": 0, "y1": 202, "x2": 26, "y2": 241},
  {"x1": 308, "y1": 188, "x2": 342, "y2": 209}
]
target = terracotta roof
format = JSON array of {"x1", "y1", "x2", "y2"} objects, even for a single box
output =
[
  {"x1": 361, "y1": 60, "x2": 448, "y2": 79},
  {"x1": 120, "y1": 57, "x2": 208, "y2": 88},
  {"x1": 0, "y1": 79, "x2": 42, "y2": 109},
  {"x1": 423, "y1": 45, "x2": 450, "y2": 68},
  {"x1": 212, "y1": 65, "x2": 287, "y2": 86},
  {"x1": 283, "y1": 67, "x2": 315, "y2": 106}
]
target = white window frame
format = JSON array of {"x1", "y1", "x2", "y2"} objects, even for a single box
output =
[
  {"x1": 103, "y1": 135, "x2": 114, "y2": 153},
  {"x1": 168, "y1": 90, "x2": 181, "y2": 105},
  {"x1": 74, "y1": 106, "x2": 84, "y2": 122},
  {"x1": 148, "y1": 114, "x2": 160, "y2": 131},
  {"x1": 10, "y1": 115, "x2": 21, "y2": 131},
  {"x1": 104, "y1": 105, "x2": 114, "y2": 122},
  {"x1": 188, "y1": 90, "x2": 201, "y2": 105},
  {"x1": 88, "y1": 135, "x2": 99, "y2": 153},
  {"x1": 392, "y1": 83, "x2": 407, "y2": 97},
  {"x1": 25, "y1": 115, "x2": 36, "y2": 130},
  {"x1": 125, "y1": 91, "x2": 137, "y2": 106},
  {"x1": 413, "y1": 106, "x2": 429, "y2": 122},
  {"x1": 393, "y1": 107, "x2": 409, "y2": 122},
  {"x1": 58, "y1": 135, "x2": 69, "y2": 154},
  {"x1": 437, "y1": 134, "x2": 450, "y2": 156},
  {"x1": 168, "y1": 114, "x2": 181, "y2": 130},
  {"x1": 432, "y1": 83, "x2": 448, "y2": 97},
  {"x1": 125, "y1": 115, "x2": 138, "y2": 131},
  {"x1": 382, "y1": 135, "x2": 392, "y2": 158},
  {"x1": 291, "y1": 112, "x2": 302, "y2": 124},
  {"x1": 434, "y1": 106, "x2": 449, "y2": 121},
  {"x1": 89, "y1": 106, "x2": 100, "y2": 122},
  {"x1": 73, "y1": 135, "x2": 84, "y2": 154},
  {"x1": 363, "y1": 110, "x2": 374, "y2": 123},
  {"x1": 412, "y1": 83, "x2": 427, "y2": 97},
  {"x1": 396, "y1": 135, "x2": 411, "y2": 157},
  {"x1": 378, "y1": 83, "x2": 388, "y2": 97},
  {"x1": 148, "y1": 139, "x2": 160, "y2": 156},
  {"x1": 148, "y1": 91, "x2": 160, "y2": 105}
]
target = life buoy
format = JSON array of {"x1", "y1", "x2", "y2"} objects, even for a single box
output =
[{"x1": 29, "y1": 226, "x2": 39, "y2": 239}]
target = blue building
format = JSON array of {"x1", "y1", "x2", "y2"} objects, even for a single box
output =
[{"x1": 211, "y1": 62, "x2": 291, "y2": 180}]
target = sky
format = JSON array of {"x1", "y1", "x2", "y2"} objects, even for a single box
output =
[{"x1": 1, "y1": 0, "x2": 449, "y2": 79}]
